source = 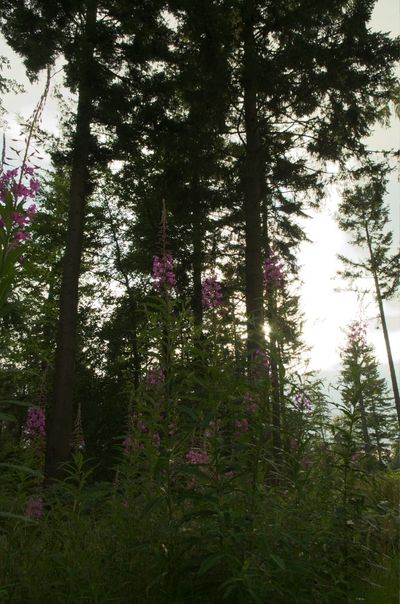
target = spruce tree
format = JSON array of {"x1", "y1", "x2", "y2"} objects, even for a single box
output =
[
  {"x1": 0, "y1": 0, "x2": 169, "y2": 478},
  {"x1": 228, "y1": 0, "x2": 399, "y2": 357},
  {"x1": 338, "y1": 161, "x2": 400, "y2": 427},
  {"x1": 339, "y1": 321, "x2": 396, "y2": 464}
]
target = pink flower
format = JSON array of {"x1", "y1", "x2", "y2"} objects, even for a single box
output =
[
  {"x1": 201, "y1": 276, "x2": 223, "y2": 310},
  {"x1": 26, "y1": 204, "x2": 37, "y2": 219},
  {"x1": 25, "y1": 495, "x2": 44, "y2": 519},
  {"x1": 234, "y1": 418, "x2": 249, "y2": 435},
  {"x1": 24, "y1": 407, "x2": 46, "y2": 440},
  {"x1": 12, "y1": 212, "x2": 28, "y2": 227},
  {"x1": 168, "y1": 420, "x2": 177, "y2": 436},
  {"x1": 23, "y1": 165, "x2": 35, "y2": 176},
  {"x1": 263, "y1": 253, "x2": 285, "y2": 290},
  {"x1": 15, "y1": 183, "x2": 31, "y2": 198},
  {"x1": 152, "y1": 255, "x2": 176, "y2": 290},
  {"x1": 30, "y1": 178, "x2": 40, "y2": 194},
  {"x1": 244, "y1": 392, "x2": 259, "y2": 414},
  {"x1": 186, "y1": 449, "x2": 209, "y2": 465},
  {"x1": 14, "y1": 231, "x2": 31, "y2": 242},
  {"x1": 145, "y1": 367, "x2": 165, "y2": 387},
  {"x1": 294, "y1": 393, "x2": 312, "y2": 413},
  {"x1": 251, "y1": 349, "x2": 271, "y2": 379},
  {"x1": 152, "y1": 432, "x2": 161, "y2": 448},
  {"x1": 348, "y1": 321, "x2": 367, "y2": 348},
  {"x1": 205, "y1": 419, "x2": 221, "y2": 438},
  {"x1": 5, "y1": 168, "x2": 18, "y2": 180},
  {"x1": 122, "y1": 436, "x2": 133, "y2": 453}
]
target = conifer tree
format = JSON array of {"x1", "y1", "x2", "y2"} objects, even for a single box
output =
[
  {"x1": 230, "y1": 0, "x2": 399, "y2": 358},
  {"x1": 0, "y1": 0, "x2": 169, "y2": 478},
  {"x1": 339, "y1": 321, "x2": 396, "y2": 463},
  {"x1": 338, "y1": 162, "x2": 400, "y2": 427}
]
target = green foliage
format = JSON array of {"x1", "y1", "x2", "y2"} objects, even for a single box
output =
[
  {"x1": 1, "y1": 297, "x2": 398, "y2": 603},
  {"x1": 0, "y1": 1, "x2": 399, "y2": 601}
]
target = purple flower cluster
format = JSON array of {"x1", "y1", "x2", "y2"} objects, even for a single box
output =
[
  {"x1": 145, "y1": 367, "x2": 165, "y2": 387},
  {"x1": 263, "y1": 253, "x2": 284, "y2": 290},
  {"x1": 152, "y1": 432, "x2": 161, "y2": 448},
  {"x1": 24, "y1": 407, "x2": 46, "y2": 440},
  {"x1": 205, "y1": 419, "x2": 221, "y2": 439},
  {"x1": 234, "y1": 418, "x2": 249, "y2": 435},
  {"x1": 349, "y1": 321, "x2": 367, "y2": 348},
  {"x1": 134, "y1": 412, "x2": 149, "y2": 435},
  {"x1": 294, "y1": 393, "x2": 312, "y2": 413},
  {"x1": 152, "y1": 255, "x2": 176, "y2": 290},
  {"x1": 25, "y1": 495, "x2": 44, "y2": 519},
  {"x1": 201, "y1": 276, "x2": 223, "y2": 310},
  {"x1": 123, "y1": 409, "x2": 164, "y2": 454},
  {"x1": 186, "y1": 449, "x2": 209, "y2": 465},
  {"x1": 0, "y1": 166, "x2": 39, "y2": 248},
  {"x1": 251, "y1": 349, "x2": 271, "y2": 379},
  {"x1": 0, "y1": 166, "x2": 40, "y2": 203},
  {"x1": 244, "y1": 392, "x2": 259, "y2": 415},
  {"x1": 122, "y1": 436, "x2": 133, "y2": 454}
]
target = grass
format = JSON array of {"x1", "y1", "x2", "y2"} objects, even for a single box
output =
[{"x1": 351, "y1": 557, "x2": 399, "y2": 604}]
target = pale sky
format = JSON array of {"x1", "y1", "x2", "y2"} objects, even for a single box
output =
[
  {"x1": 0, "y1": 1, "x2": 399, "y2": 388},
  {"x1": 298, "y1": 0, "x2": 400, "y2": 380}
]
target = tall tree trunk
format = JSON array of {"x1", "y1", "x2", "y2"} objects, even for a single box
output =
[
  {"x1": 264, "y1": 215, "x2": 282, "y2": 457},
  {"x1": 266, "y1": 287, "x2": 282, "y2": 457},
  {"x1": 45, "y1": 1, "x2": 97, "y2": 481},
  {"x1": 242, "y1": 0, "x2": 264, "y2": 356},
  {"x1": 365, "y1": 223, "x2": 400, "y2": 429},
  {"x1": 191, "y1": 176, "x2": 203, "y2": 327}
]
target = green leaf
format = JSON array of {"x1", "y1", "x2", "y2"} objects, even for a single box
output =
[
  {"x1": 198, "y1": 553, "x2": 226, "y2": 577},
  {"x1": 270, "y1": 554, "x2": 286, "y2": 570},
  {"x1": 0, "y1": 463, "x2": 43, "y2": 477},
  {"x1": 179, "y1": 405, "x2": 199, "y2": 420},
  {"x1": 0, "y1": 412, "x2": 16, "y2": 422},
  {"x1": 0, "y1": 511, "x2": 35, "y2": 523},
  {"x1": 0, "y1": 400, "x2": 38, "y2": 409}
]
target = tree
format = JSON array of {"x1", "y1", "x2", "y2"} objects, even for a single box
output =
[
  {"x1": 0, "y1": 0, "x2": 169, "y2": 478},
  {"x1": 0, "y1": 55, "x2": 23, "y2": 122},
  {"x1": 339, "y1": 321, "x2": 395, "y2": 464},
  {"x1": 338, "y1": 161, "x2": 400, "y2": 428},
  {"x1": 229, "y1": 0, "x2": 399, "y2": 357}
]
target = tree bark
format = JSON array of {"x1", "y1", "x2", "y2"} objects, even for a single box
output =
[
  {"x1": 365, "y1": 223, "x2": 400, "y2": 429},
  {"x1": 242, "y1": 0, "x2": 264, "y2": 356},
  {"x1": 45, "y1": 1, "x2": 97, "y2": 481},
  {"x1": 266, "y1": 287, "x2": 282, "y2": 457},
  {"x1": 191, "y1": 176, "x2": 203, "y2": 327}
]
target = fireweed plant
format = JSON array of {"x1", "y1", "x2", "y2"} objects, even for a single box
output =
[
  {"x1": 0, "y1": 249, "x2": 399, "y2": 601},
  {"x1": 0, "y1": 165, "x2": 39, "y2": 310},
  {"x1": 0, "y1": 163, "x2": 46, "y2": 527}
]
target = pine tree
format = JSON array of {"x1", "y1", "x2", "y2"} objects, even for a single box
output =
[
  {"x1": 0, "y1": 0, "x2": 170, "y2": 478},
  {"x1": 228, "y1": 0, "x2": 399, "y2": 357},
  {"x1": 338, "y1": 161, "x2": 400, "y2": 427},
  {"x1": 339, "y1": 321, "x2": 396, "y2": 464}
]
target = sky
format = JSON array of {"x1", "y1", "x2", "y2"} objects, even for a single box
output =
[
  {"x1": 0, "y1": 1, "x2": 399, "y2": 390},
  {"x1": 297, "y1": 0, "x2": 400, "y2": 384}
]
